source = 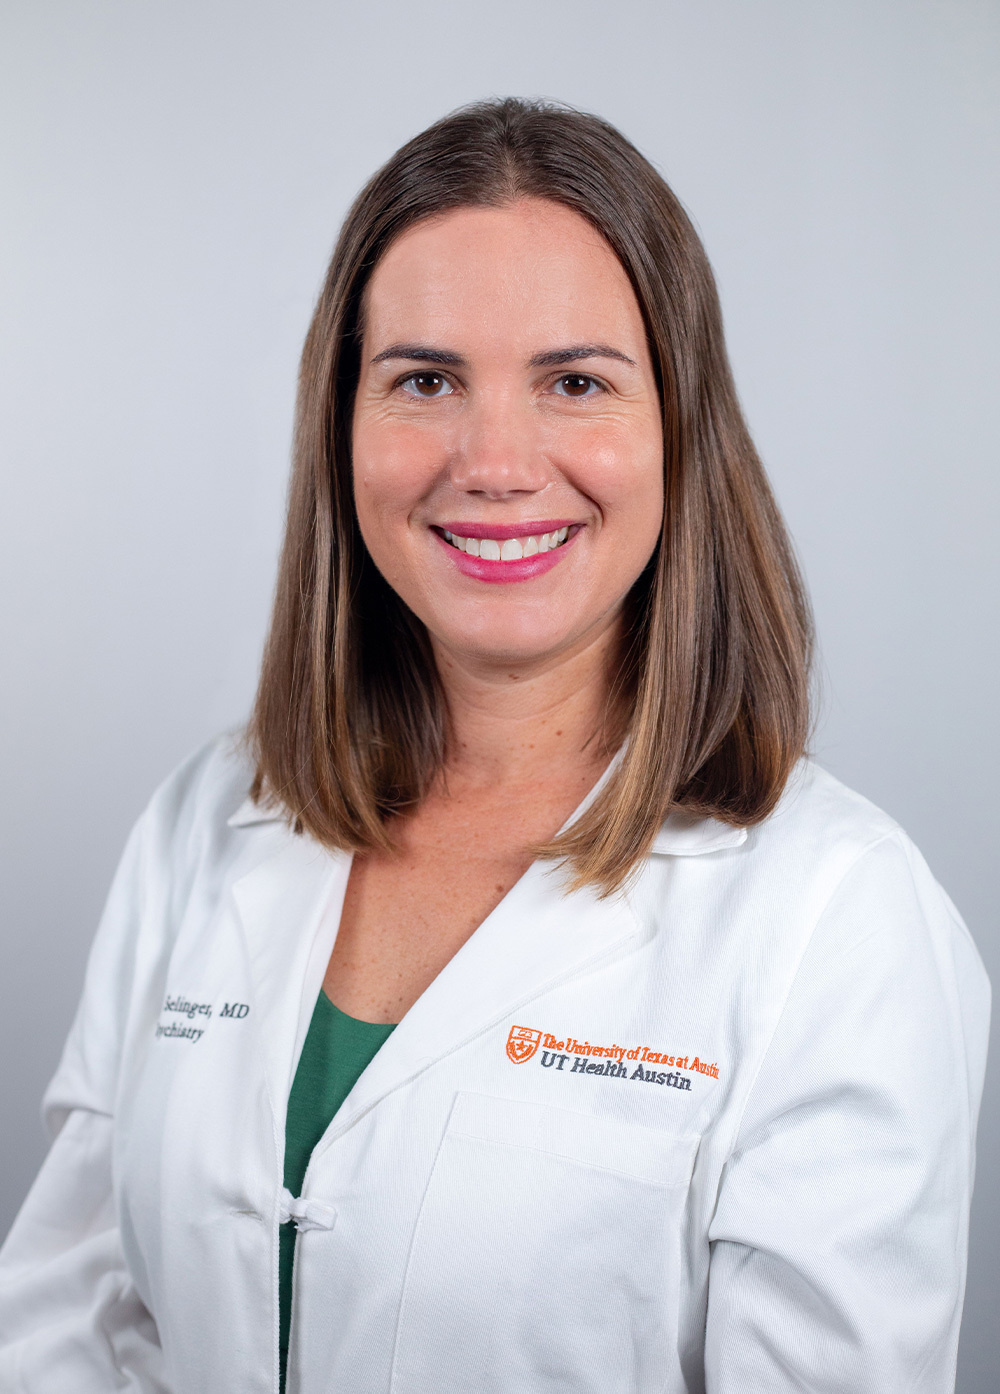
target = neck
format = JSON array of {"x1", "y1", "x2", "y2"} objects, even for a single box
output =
[{"x1": 431, "y1": 620, "x2": 623, "y2": 794}]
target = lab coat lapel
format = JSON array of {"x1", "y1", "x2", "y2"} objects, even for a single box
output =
[
  {"x1": 328, "y1": 858, "x2": 645, "y2": 1134},
  {"x1": 230, "y1": 827, "x2": 349, "y2": 1128}
]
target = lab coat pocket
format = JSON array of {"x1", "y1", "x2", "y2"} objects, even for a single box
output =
[{"x1": 391, "y1": 1092, "x2": 698, "y2": 1394}]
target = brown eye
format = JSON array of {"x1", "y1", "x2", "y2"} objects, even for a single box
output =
[
  {"x1": 402, "y1": 372, "x2": 453, "y2": 398},
  {"x1": 556, "y1": 374, "x2": 598, "y2": 398}
]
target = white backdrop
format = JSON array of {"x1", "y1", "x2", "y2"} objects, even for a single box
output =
[{"x1": 2, "y1": 1, "x2": 997, "y2": 1386}]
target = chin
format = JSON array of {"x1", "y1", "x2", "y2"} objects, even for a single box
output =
[{"x1": 434, "y1": 611, "x2": 592, "y2": 667}]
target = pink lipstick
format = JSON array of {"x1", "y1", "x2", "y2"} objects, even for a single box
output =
[{"x1": 432, "y1": 521, "x2": 581, "y2": 584}]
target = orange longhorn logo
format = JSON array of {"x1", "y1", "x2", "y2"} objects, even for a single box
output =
[{"x1": 506, "y1": 1025, "x2": 542, "y2": 1064}]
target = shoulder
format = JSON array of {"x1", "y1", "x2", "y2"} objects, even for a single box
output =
[
  {"x1": 660, "y1": 759, "x2": 909, "y2": 921},
  {"x1": 136, "y1": 731, "x2": 275, "y2": 890},
  {"x1": 747, "y1": 757, "x2": 901, "y2": 869},
  {"x1": 660, "y1": 759, "x2": 902, "y2": 884},
  {"x1": 744, "y1": 760, "x2": 989, "y2": 1023},
  {"x1": 660, "y1": 758, "x2": 988, "y2": 1010},
  {"x1": 140, "y1": 730, "x2": 255, "y2": 838},
  {"x1": 40, "y1": 735, "x2": 266, "y2": 1125},
  {"x1": 145, "y1": 729, "x2": 254, "y2": 823},
  {"x1": 747, "y1": 757, "x2": 956, "y2": 925},
  {"x1": 734, "y1": 759, "x2": 933, "y2": 928}
]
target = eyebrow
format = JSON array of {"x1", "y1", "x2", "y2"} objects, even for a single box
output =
[
  {"x1": 370, "y1": 344, "x2": 466, "y2": 367},
  {"x1": 369, "y1": 342, "x2": 637, "y2": 369},
  {"x1": 528, "y1": 343, "x2": 636, "y2": 369}
]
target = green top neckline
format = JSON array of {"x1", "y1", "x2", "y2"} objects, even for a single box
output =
[{"x1": 319, "y1": 988, "x2": 398, "y2": 1029}]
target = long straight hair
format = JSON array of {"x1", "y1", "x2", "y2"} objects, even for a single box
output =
[{"x1": 248, "y1": 98, "x2": 812, "y2": 894}]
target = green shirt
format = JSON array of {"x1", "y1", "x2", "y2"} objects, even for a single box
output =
[{"x1": 279, "y1": 991, "x2": 395, "y2": 1391}]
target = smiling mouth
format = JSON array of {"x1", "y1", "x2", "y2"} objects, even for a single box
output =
[{"x1": 440, "y1": 526, "x2": 571, "y2": 561}]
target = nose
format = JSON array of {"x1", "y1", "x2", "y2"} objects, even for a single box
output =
[{"x1": 447, "y1": 392, "x2": 551, "y2": 499}]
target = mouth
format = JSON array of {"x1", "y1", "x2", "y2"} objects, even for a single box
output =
[
  {"x1": 439, "y1": 525, "x2": 572, "y2": 560},
  {"x1": 431, "y1": 520, "x2": 581, "y2": 584}
]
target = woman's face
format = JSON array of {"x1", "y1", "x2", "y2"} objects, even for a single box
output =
[{"x1": 352, "y1": 198, "x2": 664, "y2": 670}]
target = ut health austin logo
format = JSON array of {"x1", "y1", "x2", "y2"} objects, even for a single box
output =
[{"x1": 506, "y1": 1025, "x2": 542, "y2": 1064}]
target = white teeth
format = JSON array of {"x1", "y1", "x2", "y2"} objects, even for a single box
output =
[{"x1": 442, "y1": 527, "x2": 573, "y2": 560}]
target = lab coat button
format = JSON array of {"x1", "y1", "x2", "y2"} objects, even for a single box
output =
[{"x1": 278, "y1": 1186, "x2": 337, "y2": 1232}]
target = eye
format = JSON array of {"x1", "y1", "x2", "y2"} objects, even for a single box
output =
[
  {"x1": 400, "y1": 372, "x2": 454, "y2": 398},
  {"x1": 552, "y1": 373, "x2": 602, "y2": 398}
]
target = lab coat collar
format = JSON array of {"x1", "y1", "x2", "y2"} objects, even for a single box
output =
[
  {"x1": 230, "y1": 826, "x2": 349, "y2": 1144},
  {"x1": 649, "y1": 812, "x2": 746, "y2": 856},
  {"x1": 227, "y1": 796, "x2": 284, "y2": 828}
]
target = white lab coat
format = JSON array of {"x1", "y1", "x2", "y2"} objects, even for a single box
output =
[{"x1": 0, "y1": 736, "x2": 990, "y2": 1393}]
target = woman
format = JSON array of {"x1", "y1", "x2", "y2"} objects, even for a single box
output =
[{"x1": 0, "y1": 98, "x2": 989, "y2": 1393}]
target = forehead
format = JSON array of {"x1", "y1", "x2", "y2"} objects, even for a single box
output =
[{"x1": 361, "y1": 199, "x2": 645, "y2": 350}]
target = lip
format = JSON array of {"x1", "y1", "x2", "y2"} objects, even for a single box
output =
[{"x1": 432, "y1": 523, "x2": 581, "y2": 585}]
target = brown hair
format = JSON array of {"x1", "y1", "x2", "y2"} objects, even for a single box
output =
[{"x1": 248, "y1": 97, "x2": 812, "y2": 893}]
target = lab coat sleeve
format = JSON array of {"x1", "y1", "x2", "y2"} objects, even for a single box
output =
[
  {"x1": 704, "y1": 831, "x2": 991, "y2": 1394},
  {"x1": 0, "y1": 812, "x2": 172, "y2": 1393}
]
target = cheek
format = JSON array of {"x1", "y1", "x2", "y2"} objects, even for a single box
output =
[
  {"x1": 352, "y1": 419, "x2": 436, "y2": 536},
  {"x1": 577, "y1": 433, "x2": 664, "y2": 560}
]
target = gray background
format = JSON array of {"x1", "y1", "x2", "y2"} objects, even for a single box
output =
[{"x1": 1, "y1": 0, "x2": 997, "y2": 1386}]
